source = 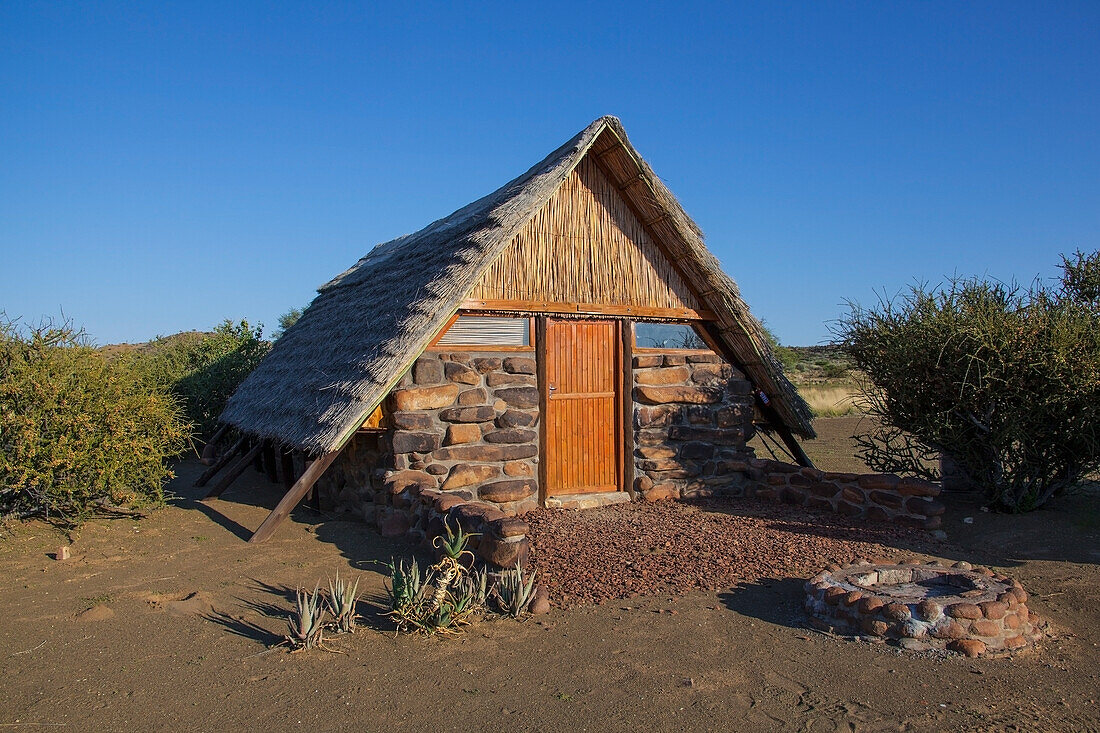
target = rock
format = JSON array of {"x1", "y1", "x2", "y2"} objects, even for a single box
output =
[
  {"x1": 413, "y1": 358, "x2": 444, "y2": 385},
  {"x1": 473, "y1": 357, "x2": 502, "y2": 373},
  {"x1": 491, "y1": 517, "x2": 529, "y2": 538},
  {"x1": 896, "y1": 477, "x2": 939, "y2": 496},
  {"x1": 442, "y1": 464, "x2": 501, "y2": 490},
  {"x1": 869, "y1": 490, "x2": 904, "y2": 509},
  {"x1": 690, "y1": 363, "x2": 733, "y2": 385},
  {"x1": 823, "y1": 587, "x2": 846, "y2": 606},
  {"x1": 391, "y1": 431, "x2": 443, "y2": 454},
  {"x1": 971, "y1": 619, "x2": 1001, "y2": 636},
  {"x1": 484, "y1": 428, "x2": 537, "y2": 444},
  {"x1": 384, "y1": 470, "x2": 437, "y2": 495},
  {"x1": 634, "y1": 385, "x2": 722, "y2": 405},
  {"x1": 858, "y1": 597, "x2": 885, "y2": 614},
  {"x1": 635, "y1": 367, "x2": 690, "y2": 385},
  {"x1": 451, "y1": 502, "x2": 507, "y2": 528},
  {"x1": 917, "y1": 599, "x2": 942, "y2": 621},
  {"x1": 906, "y1": 497, "x2": 946, "y2": 516},
  {"x1": 861, "y1": 618, "x2": 889, "y2": 636},
  {"x1": 857, "y1": 474, "x2": 900, "y2": 491},
  {"x1": 946, "y1": 603, "x2": 982, "y2": 620},
  {"x1": 663, "y1": 355, "x2": 687, "y2": 366},
  {"x1": 931, "y1": 620, "x2": 967, "y2": 640},
  {"x1": 391, "y1": 411, "x2": 433, "y2": 430},
  {"x1": 56, "y1": 546, "x2": 71, "y2": 561},
  {"x1": 486, "y1": 372, "x2": 536, "y2": 387},
  {"x1": 392, "y1": 384, "x2": 460, "y2": 411},
  {"x1": 679, "y1": 442, "x2": 714, "y2": 461},
  {"x1": 434, "y1": 494, "x2": 466, "y2": 512},
  {"x1": 897, "y1": 638, "x2": 930, "y2": 651},
  {"x1": 434, "y1": 444, "x2": 537, "y2": 462},
  {"x1": 497, "y1": 409, "x2": 537, "y2": 428},
  {"x1": 843, "y1": 591, "x2": 864, "y2": 607},
  {"x1": 503, "y1": 357, "x2": 536, "y2": 374},
  {"x1": 478, "y1": 535, "x2": 529, "y2": 568},
  {"x1": 1002, "y1": 634, "x2": 1027, "y2": 650},
  {"x1": 633, "y1": 355, "x2": 663, "y2": 368},
  {"x1": 458, "y1": 388, "x2": 488, "y2": 406},
  {"x1": 636, "y1": 445, "x2": 677, "y2": 459},
  {"x1": 644, "y1": 485, "x2": 679, "y2": 502},
  {"x1": 438, "y1": 405, "x2": 495, "y2": 423},
  {"x1": 882, "y1": 603, "x2": 911, "y2": 621},
  {"x1": 445, "y1": 423, "x2": 482, "y2": 445},
  {"x1": 667, "y1": 425, "x2": 742, "y2": 444},
  {"x1": 503, "y1": 460, "x2": 534, "y2": 477},
  {"x1": 949, "y1": 639, "x2": 986, "y2": 658},
  {"x1": 979, "y1": 601, "x2": 1008, "y2": 620},
  {"x1": 479, "y1": 479, "x2": 536, "y2": 503},
  {"x1": 380, "y1": 512, "x2": 411, "y2": 537},
  {"x1": 444, "y1": 361, "x2": 480, "y2": 385},
  {"x1": 528, "y1": 585, "x2": 550, "y2": 615},
  {"x1": 490, "y1": 385, "x2": 538, "y2": 409},
  {"x1": 634, "y1": 405, "x2": 681, "y2": 428},
  {"x1": 425, "y1": 464, "x2": 448, "y2": 476}
]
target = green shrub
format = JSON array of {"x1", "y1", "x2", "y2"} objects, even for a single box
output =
[
  {"x1": 131, "y1": 320, "x2": 269, "y2": 440},
  {"x1": 0, "y1": 318, "x2": 190, "y2": 525},
  {"x1": 838, "y1": 251, "x2": 1100, "y2": 511}
]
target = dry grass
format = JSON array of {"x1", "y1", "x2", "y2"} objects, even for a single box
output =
[{"x1": 800, "y1": 384, "x2": 862, "y2": 417}]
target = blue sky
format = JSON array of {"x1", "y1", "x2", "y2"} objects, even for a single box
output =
[{"x1": 2, "y1": 2, "x2": 1097, "y2": 346}]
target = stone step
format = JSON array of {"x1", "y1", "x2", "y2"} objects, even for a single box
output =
[{"x1": 544, "y1": 491, "x2": 632, "y2": 510}]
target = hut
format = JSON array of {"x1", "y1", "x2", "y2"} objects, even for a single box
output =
[{"x1": 205, "y1": 116, "x2": 820, "y2": 556}]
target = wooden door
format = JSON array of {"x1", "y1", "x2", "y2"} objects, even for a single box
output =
[{"x1": 544, "y1": 319, "x2": 620, "y2": 495}]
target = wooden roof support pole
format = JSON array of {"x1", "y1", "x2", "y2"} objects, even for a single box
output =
[
  {"x1": 204, "y1": 440, "x2": 265, "y2": 499},
  {"x1": 762, "y1": 404, "x2": 814, "y2": 468},
  {"x1": 249, "y1": 449, "x2": 341, "y2": 544},
  {"x1": 194, "y1": 435, "x2": 247, "y2": 488}
]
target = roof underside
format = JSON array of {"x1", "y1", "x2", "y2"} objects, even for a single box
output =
[{"x1": 220, "y1": 116, "x2": 814, "y2": 454}]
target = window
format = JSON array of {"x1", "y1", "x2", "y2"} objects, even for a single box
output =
[
  {"x1": 634, "y1": 322, "x2": 707, "y2": 350},
  {"x1": 434, "y1": 315, "x2": 531, "y2": 348}
]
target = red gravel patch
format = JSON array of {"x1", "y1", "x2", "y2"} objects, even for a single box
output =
[{"x1": 525, "y1": 497, "x2": 950, "y2": 609}]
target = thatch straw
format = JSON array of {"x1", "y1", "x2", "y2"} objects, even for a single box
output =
[{"x1": 220, "y1": 116, "x2": 814, "y2": 454}]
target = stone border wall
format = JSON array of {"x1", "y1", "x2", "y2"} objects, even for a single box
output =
[
  {"x1": 743, "y1": 458, "x2": 945, "y2": 529},
  {"x1": 631, "y1": 352, "x2": 756, "y2": 502}
]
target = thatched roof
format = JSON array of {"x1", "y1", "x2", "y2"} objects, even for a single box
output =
[{"x1": 220, "y1": 116, "x2": 815, "y2": 454}]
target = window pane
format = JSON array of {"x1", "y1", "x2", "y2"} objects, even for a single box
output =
[
  {"x1": 437, "y1": 316, "x2": 530, "y2": 346},
  {"x1": 634, "y1": 322, "x2": 706, "y2": 350}
]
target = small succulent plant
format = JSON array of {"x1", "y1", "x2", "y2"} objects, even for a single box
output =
[
  {"x1": 326, "y1": 571, "x2": 361, "y2": 634},
  {"x1": 495, "y1": 563, "x2": 537, "y2": 618},
  {"x1": 287, "y1": 583, "x2": 327, "y2": 650}
]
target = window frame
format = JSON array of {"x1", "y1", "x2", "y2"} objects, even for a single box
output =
[
  {"x1": 427, "y1": 312, "x2": 536, "y2": 352},
  {"x1": 631, "y1": 321, "x2": 713, "y2": 353}
]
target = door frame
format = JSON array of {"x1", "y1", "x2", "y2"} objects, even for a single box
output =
[{"x1": 536, "y1": 316, "x2": 629, "y2": 502}]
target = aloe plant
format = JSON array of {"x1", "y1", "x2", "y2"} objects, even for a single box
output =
[
  {"x1": 326, "y1": 571, "x2": 361, "y2": 633},
  {"x1": 287, "y1": 583, "x2": 327, "y2": 650},
  {"x1": 495, "y1": 563, "x2": 537, "y2": 618}
]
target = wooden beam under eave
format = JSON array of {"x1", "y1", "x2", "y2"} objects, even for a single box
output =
[
  {"x1": 204, "y1": 440, "x2": 265, "y2": 499},
  {"x1": 194, "y1": 435, "x2": 246, "y2": 488},
  {"x1": 249, "y1": 449, "x2": 342, "y2": 544}
]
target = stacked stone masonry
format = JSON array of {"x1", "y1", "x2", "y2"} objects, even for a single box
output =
[
  {"x1": 744, "y1": 458, "x2": 945, "y2": 529},
  {"x1": 316, "y1": 350, "x2": 538, "y2": 570},
  {"x1": 804, "y1": 560, "x2": 1044, "y2": 657},
  {"x1": 632, "y1": 352, "x2": 756, "y2": 502}
]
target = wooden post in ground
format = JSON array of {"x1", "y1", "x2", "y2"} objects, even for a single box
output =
[
  {"x1": 249, "y1": 449, "x2": 341, "y2": 543},
  {"x1": 194, "y1": 436, "x2": 247, "y2": 488},
  {"x1": 204, "y1": 441, "x2": 265, "y2": 499}
]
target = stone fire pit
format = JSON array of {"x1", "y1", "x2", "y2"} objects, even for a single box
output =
[{"x1": 804, "y1": 560, "x2": 1044, "y2": 657}]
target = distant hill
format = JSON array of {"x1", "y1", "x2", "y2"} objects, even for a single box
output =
[{"x1": 97, "y1": 331, "x2": 211, "y2": 358}]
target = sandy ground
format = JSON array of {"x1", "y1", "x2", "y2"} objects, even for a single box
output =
[{"x1": 1, "y1": 418, "x2": 1098, "y2": 732}]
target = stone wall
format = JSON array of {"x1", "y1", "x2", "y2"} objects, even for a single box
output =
[
  {"x1": 744, "y1": 458, "x2": 945, "y2": 529},
  {"x1": 383, "y1": 351, "x2": 541, "y2": 514},
  {"x1": 631, "y1": 352, "x2": 756, "y2": 502}
]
